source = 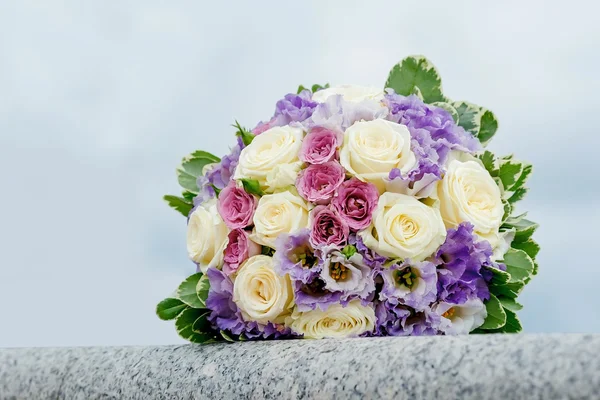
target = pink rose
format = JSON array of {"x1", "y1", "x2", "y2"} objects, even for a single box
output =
[
  {"x1": 223, "y1": 229, "x2": 261, "y2": 275},
  {"x1": 331, "y1": 178, "x2": 379, "y2": 231},
  {"x1": 217, "y1": 182, "x2": 258, "y2": 229},
  {"x1": 252, "y1": 117, "x2": 277, "y2": 135},
  {"x1": 296, "y1": 161, "x2": 345, "y2": 204},
  {"x1": 299, "y1": 127, "x2": 342, "y2": 164},
  {"x1": 309, "y1": 205, "x2": 349, "y2": 247}
]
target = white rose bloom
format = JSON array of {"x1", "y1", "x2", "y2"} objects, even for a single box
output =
[
  {"x1": 286, "y1": 300, "x2": 376, "y2": 339},
  {"x1": 435, "y1": 299, "x2": 487, "y2": 335},
  {"x1": 340, "y1": 119, "x2": 417, "y2": 192},
  {"x1": 233, "y1": 255, "x2": 294, "y2": 325},
  {"x1": 251, "y1": 190, "x2": 309, "y2": 248},
  {"x1": 264, "y1": 161, "x2": 303, "y2": 193},
  {"x1": 359, "y1": 193, "x2": 446, "y2": 261},
  {"x1": 233, "y1": 125, "x2": 303, "y2": 192},
  {"x1": 311, "y1": 84, "x2": 384, "y2": 103},
  {"x1": 438, "y1": 154, "x2": 504, "y2": 249},
  {"x1": 186, "y1": 199, "x2": 229, "y2": 273}
]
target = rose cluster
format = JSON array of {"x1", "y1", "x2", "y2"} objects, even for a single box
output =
[{"x1": 178, "y1": 82, "x2": 526, "y2": 340}]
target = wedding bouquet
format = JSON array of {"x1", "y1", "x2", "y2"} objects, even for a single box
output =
[{"x1": 157, "y1": 56, "x2": 538, "y2": 342}]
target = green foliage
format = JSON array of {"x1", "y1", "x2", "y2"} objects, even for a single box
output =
[
  {"x1": 175, "y1": 308, "x2": 218, "y2": 344},
  {"x1": 511, "y1": 239, "x2": 540, "y2": 259},
  {"x1": 453, "y1": 101, "x2": 481, "y2": 135},
  {"x1": 297, "y1": 83, "x2": 330, "y2": 94},
  {"x1": 385, "y1": 55, "x2": 446, "y2": 103},
  {"x1": 196, "y1": 274, "x2": 210, "y2": 308},
  {"x1": 156, "y1": 298, "x2": 188, "y2": 321},
  {"x1": 163, "y1": 195, "x2": 193, "y2": 217},
  {"x1": 233, "y1": 120, "x2": 255, "y2": 146},
  {"x1": 498, "y1": 296, "x2": 523, "y2": 312},
  {"x1": 240, "y1": 178, "x2": 264, "y2": 196},
  {"x1": 503, "y1": 249, "x2": 534, "y2": 283},
  {"x1": 176, "y1": 150, "x2": 220, "y2": 193},
  {"x1": 341, "y1": 245, "x2": 358, "y2": 259},
  {"x1": 479, "y1": 294, "x2": 506, "y2": 330},
  {"x1": 485, "y1": 266, "x2": 511, "y2": 285},
  {"x1": 431, "y1": 102, "x2": 459, "y2": 123},
  {"x1": 176, "y1": 273, "x2": 205, "y2": 308},
  {"x1": 504, "y1": 218, "x2": 539, "y2": 243}
]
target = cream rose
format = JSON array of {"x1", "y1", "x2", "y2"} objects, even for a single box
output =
[
  {"x1": 233, "y1": 125, "x2": 303, "y2": 192},
  {"x1": 438, "y1": 154, "x2": 504, "y2": 249},
  {"x1": 264, "y1": 161, "x2": 303, "y2": 193},
  {"x1": 311, "y1": 84, "x2": 384, "y2": 103},
  {"x1": 186, "y1": 199, "x2": 229, "y2": 273},
  {"x1": 340, "y1": 119, "x2": 417, "y2": 192},
  {"x1": 233, "y1": 255, "x2": 294, "y2": 325},
  {"x1": 359, "y1": 193, "x2": 446, "y2": 261},
  {"x1": 251, "y1": 190, "x2": 309, "y2": 248},
  {"x1": 286, "y1": 300, "x2": 376, "y2": 339}
]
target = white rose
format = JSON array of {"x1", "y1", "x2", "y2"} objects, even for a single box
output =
[
  {"x1": 438, "y1": 154, "x2": 504, "y2": 249},
  {"x1": 251, "y1": 190, "x2": 309, "y2": 248},
  {"x1": 186, "y1": 199, "x2": 228, "y2": 273},
  {"x1": 233, "y1": 125, "x2": 304, "y2": 192},
  {"x1": 265, "y1": 161, "x2": 303, "y2": 193},
  {"x1": 340, "y1": 119, "x2": 417, "y2": 192},
  {"x1": 311, "y1": 85, "x2": 384, "y2": 103},
  {"x1": 359, "y1": 192, "x2": 446, "y2": 261},
  {"x1": 435, "y1": 299, "x2": 487, "y2": 335},
  {"x1": 233, "y1": 255, "x2": 294, "y2": 325},
  {"x1": 286, "y1": 300, "x2": 376, "y2": 339}
]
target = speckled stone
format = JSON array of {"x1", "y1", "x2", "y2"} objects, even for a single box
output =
[{"x1": 1, "y1": 334, "x2": 598, "y2": 399}]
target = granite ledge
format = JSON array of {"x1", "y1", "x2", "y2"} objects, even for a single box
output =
[{"x1": 1, "y1": 334, "x2": 598, "y2": 400}]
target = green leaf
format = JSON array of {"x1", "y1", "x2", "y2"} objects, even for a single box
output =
[
  {"x1": 453, "y1": 101, "x2": 481, "y2": 135},
  {"x1": 156, "y1": 298, "x2": 188, "y2": 321},
  {"x1": 532, "y1": 261, "x2": 539, "y2": 276},
  {"x1": 431, "y1": 102, "x2": 459, "y2": 123},
  {"x1": 297, "y1": 85, "x2": 308, "y2": 93},
  {"x1": 490, "y1": 280, "x2": 525, "y2": 299},
  {"x1": 163, "y1": 195, "x2": 193, "y2": 217},
  {"x1": 239, "y1": 178, "x2": 264, "y2": 196},
  {"x1": 508, "y1": 188, "x2": 528, "y2": 204},
  {"x1": 503, "y1": 200, "x2": 513, "y2": 222},
  {"x1": 175, "y1": 308, "x2": 217, "y2": 344},
  {"x1": 478, "y1": 150, "x2": 498, "y2": 176},
  {"x1": 311, "y1": 83, "x2": 329, "y2": 92},
  {"x1": 385, "y1": 55, "x2": 446, "y2": 103},
  {"x1": 191, "y1": 311, "x2": 212, "y2": 334},
  {"x1": 261, "y1": 246, "x2": 275, "y2": 256},
  {"x1": 501, "y1": 309, "x2": 523, "y2": 333},
  {"x1": 182, "y1": 190, "x2": 196, "y2": 202},
  {"x1": 341, "y1": 245, "x2": 357, "y2": 259},
  {"x1": 233, "y1": 120, "x2": 255, "y2": 146},
  {"x1": 479, "y1": 294, "x2": 507, "y2": 330},
  {"x1": 510, "y1": 163, "x2": 532, "y2": 191},
  {"x1": 511, "y1": 239, "x2": 540, "y2": 260},
  {"x1": 504, "y1": 218, "x2": 539, "y2": 243},
  {"x1": 176, "y1": 273, "x2": 205, "y2": 308},
  {"x1": 498, "y1": 296, "x2": 523, "y2": 312},
  {"x1": 503, "y1": 248, "x2": 534, "y2": 283},
  {"x1": 196, "y1": 274, "x2": 210, "y2": 308},
  {"x1": 485, "y1": 266, "x2": 511, "y2": 285},
  {"x1": 220, "y1": 330, "x2": 237, "y2": 342},
  {"x1": 176, "y1": 151, "x2": 220, "y2": 193},
  {"x1": 478, "y1": 109, "x2": 498, "y2": 146},
  {"x1": 498, "y1": 160, "x2": 522, "y2": 190},
  {"x1": 410, "y1": 86, "x2": 424, "y2": 100}
]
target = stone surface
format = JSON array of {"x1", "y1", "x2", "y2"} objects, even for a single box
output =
[{"x1": 1, "y1": 334, "x2": 598, "y2": 399}]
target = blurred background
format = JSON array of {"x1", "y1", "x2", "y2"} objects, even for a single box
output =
[{"x1": 1, "y1": 1, "x2": 598, "y2": 347}]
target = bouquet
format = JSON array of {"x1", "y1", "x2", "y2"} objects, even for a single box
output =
[{"x1": 157, "y1": 56, "x2": 538, "y2": 342}]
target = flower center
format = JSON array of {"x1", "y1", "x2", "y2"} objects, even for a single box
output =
[
  {"x1": 393, "y1": 267, "x2": 418, "y2": 289},
  {"x1": 330, "y1": 262, "x2": 349, "y2": 282},
  {"x1": 301, "y1": 278, "x2": 327, "y2": 295},
  {"x1": 291, "y1": 247, "x2": 318, "y2": 269},
  {"x1": 442, "y1": 307, "x2": 455, "y2": 319}
]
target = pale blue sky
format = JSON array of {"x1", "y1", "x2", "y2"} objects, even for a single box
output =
[{"x1": 1, "y1": 1, "x2": 599, "y2": 347}]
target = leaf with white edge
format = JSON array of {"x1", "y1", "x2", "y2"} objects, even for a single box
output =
[
  {"x1": 431, "y1": 102, "x2": 459, "y2": 123},
  {"x1": 478, "y1": 109, "x2": 498, "y2": 146},
  {"x1": 511, "y1": 239, "x2": 540, "y2": 260},
  {"x1": 196, "y1": 274, "x2": 210, "y2": 308},
  {"x1": 490, "y1": 280, "x2": 525, "y2": 299},
  {"x1": 385, "y1": 55, "x2": 446, "y2": 103},
  {"x1": 191, "y1": 311, "x2": 212, "y2": 334},
  {"x1": 410, "y1": 86, "x2": 424, "y2": 100},
  {"x1": 498, "y1": 296, "x2": 523, "y2": 312},
  {"x1": 239, "y1": 178, "x2": 263, "y2": 196},
  {"x1": 478, "y1": 150, "x2": 498, "y2": 176},
  {"x1": 503, "y1": 200, "x2": 513, "y2": 222},
  {"x1": 479, "y1": 294, "x2": 506, "y2": 330},
  {"x1": 504, "y1": 218, "x2": 539, "y2": 243},
  {"x1": 156, "y1": 298, "x2": 188, "y2": 321},
  {"x1": 176, "y1": 150, "x2": 220, "y2": 193},
  {"x1": 510, "y1": 163, "x2": 533, "y2": 191},
  {"x1": 485, "y1": 266, "x2": 511, "y2": 285},
  {"x1": 220, "y1": 330, "x2": 236, "y2": 342},
  {"x1": 533, "y1": 261, "x2": 539, "y2": 276},
  {"x1": 175, "y1": 308, "x2": 217, "y2": 344},
  {"x1": 503, "y1": 249, "x2": 534, "y2": 283},
  {"x1": 498, "y1": 160, "x2": 522, "y2": 190},
  {"x1": 453, "y1": 101, "x2": 481, "y2": 135},
  {"x1": 163, "y1": 195, "x2": 193, "y2": 217},
  {"x1": 176, "y1": 273, "x2": 205, "y2": 308},
  {"x1": 501, "y1": 309, "x2": 523, "y2": 333},
  {"x1": 508, "y1": 188, "x2": 528, "y2": 204}
]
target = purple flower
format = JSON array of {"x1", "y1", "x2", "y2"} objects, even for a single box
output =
[
  {"x1": 274, "y1": 229, "x2": 321, "y2": 284},
  {"x1": 349, "y1": 234, "x2": 387, "y2": 269},
  {"x1": 380, "y1": 260, "x2": 437, "y2": 311},
  {"x1": 217, "y1": 181, "x2": 257, "y2": 229},
  {"x1": 299, "y1": 126, "x2": 342, "y2": 164},
  {"x1": 223, "y1": 229, "x2": 261, "y2": 276},
  {"x1": 273, "y1": 90, "x2": 317, "y2": 125},
  {"x1": 433, "y1": 223, "x2": 498, "y2": 304},
  {"x1": 331, "y1": 178, "x2": 379, "y2": 231},
  {"x1": 375, "y1": 302, "x2": 440, "y2": 336},
  {"x1": 309, "y1": 206, "x2": 349, "y2": 247},
  {"x1": 195, "y1": 140, "x2": 243, "y2": 204},
  {"x1": 307, "y1": 95, "x2": 388, "y2": 132},
  {"x1": 296, "y1": 161, "x2": 345, "y2": 204},
  {"x1": 293, "y1": 278, "x2": 343, "y2": 312},
  {"x1": 206, "y1": 268, "x2": 292, "y2": 339},
  {"x1": 320, "y1": 250, "x2": 376, "y2": 301}
]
